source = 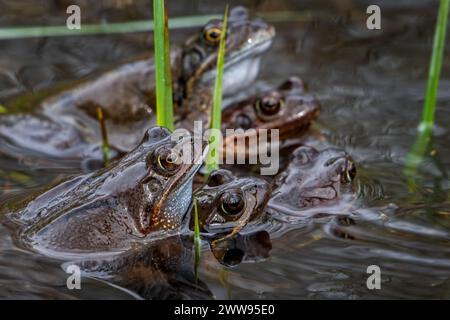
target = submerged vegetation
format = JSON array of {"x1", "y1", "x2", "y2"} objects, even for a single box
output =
[
  {"x1": 96, "y1": 107, "x2": 110, "y2": 166},
  {"x1": 404, "y1": 0, "x2": 449, "y2": 186}
]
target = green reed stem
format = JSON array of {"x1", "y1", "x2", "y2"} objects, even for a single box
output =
[
  {"x1": 96, "y1": 107, "x2": 110, "y2": 165},
  {"x1": 0, "y1": 15, "x2": 220, "y2": 40},
  {"x1": 153, "y1": 0, "x2": 174, "y2": 130},
  {"x1": 421, "y1": 0, "x2": 449, "y2": 130},
  {"x1": 193, "y1": 197, "x2": 201, "y2": 285},
  {"x1": 206, "y1": 5, "x2": 228, "y2": 174},
  {"x1": 163, "y1": 1, "x2": 174, "y2": 130},
  {"x1": 404, "y1": 0, "x2": 449, "y2": 185},
  {"x1": 0, "y1": 105, "x2": 6, "y2": 113}
]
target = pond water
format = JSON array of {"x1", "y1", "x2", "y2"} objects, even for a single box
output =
[{"x1": 0, "y1": 0, "x2": 449, "y2": 299}]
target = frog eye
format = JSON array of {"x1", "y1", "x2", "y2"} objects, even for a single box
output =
[
  {"x1": 256, "y1": 93, "x2": 284, "y2": 117},
  {"x1": 342, "y1": 161, "x2": 357, "y2": 183},
  {"x1": 203, "y1": 26, "x2": 222, "y2": 46},
  {"x1": 220, "y1": 191, "x2": 245, "y2": 216},
  {"x1": 234, "y1": 114, "x2": 253, "y2": 130},
  {"x1": 154, "y1": 145, "x2": 182, "y2": 175}
]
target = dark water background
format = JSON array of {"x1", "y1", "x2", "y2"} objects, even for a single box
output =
[{"x1": 0, "y1": 0, "x2": 450, "y2": 299}]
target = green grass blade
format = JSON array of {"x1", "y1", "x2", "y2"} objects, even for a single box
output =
[
  {"x1": 421, "y1": 0, "x2": 449, "y2": 130},
  {"x1": 193, "y1": 197, "x2": 201, "y2": 285},
  {"x1": 0, "y1": 105, "x2": 7, "y2": 113},
  {"x1": 153, "y1": 0, "x2": 174, "y2": 130},
  {"x1": 163, "y1": 1, "x2": 174, "y2": 131},
  {"x1": 0, "y1": 15, "x2": 221, "y2": 40},
  {"x1": 96, "y1": 107, "x2": 110, "y2": 165},
  {"x1": 206, "y1": 5, "x2": 228, "y2": 174},
  {"x1": 153, "y1": 0, "x2": 167, "y2": 128},
  {"x1": 404, "y1": 0, "x2": 449, "y2": 184}
]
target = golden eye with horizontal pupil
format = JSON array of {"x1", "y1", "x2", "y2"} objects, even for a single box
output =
[
  {"x1": 220, "y1": 191, "x2": 245, "y2": 216},
  {"x1": 155, "y1": 146, "x2": 182, "y2": 174},
  {"x1": 203, "y1": 27, "x2": 222, "y2": 45},
  {"x1": 256, "y1": 94, "x2": 284, "y2": 117}
]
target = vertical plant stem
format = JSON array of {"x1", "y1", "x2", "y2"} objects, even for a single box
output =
[
  {"x1": 404, "y1": 0, "x2": 449, "y2": 184},
  {"x1": 153, "y1": 0, "x2": 174, "y2": 130},
  {"x1": 193, "y1": 197, "x2": 201, "y2": 285},
  {"x1": 206, "y1": 5, "x2": 229, "y2": 174},
  {"x1": 163, "y1": 1, "x2": 174, "y2": 131},
  {"x1": 96, "y1": 107, "x2": 110, "y2": 165},
  {"x1": 421, "y1": 0, "x2": 449, "y2": 130},
  {"x1": 0, "y1": 105, "x2": 6, "y2": 113}
]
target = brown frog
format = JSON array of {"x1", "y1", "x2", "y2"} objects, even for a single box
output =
[
  {"x1": 0, "y1": 7, "x2": 275, "y2": 166},
  {"x1": 3, "y1": 127, "x2": 207, "y2": 258},
  {"x1": 219, "y1": 77, "x2": 320, "y2": 162},
  {"x1": 221, "y1": 77, "x2": 320, "y2": 139},
  {"x1": 268, "y1": 145, "x2": 357, "y2": 214},
  {"x1": 191, "y1": 169, "x2": 271, "y2": 238}
]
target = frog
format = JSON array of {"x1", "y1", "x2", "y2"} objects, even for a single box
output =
[
  {"x1": 0, "y1": 6, "x2": 275, "y2": 166},
  {"x1": 3, "y1": 127, "x2": 208, "y2": 259},
  {"x1": 221, "y1": 76, "x2": 320, "y2": 139},
  {"x1": 191, "y1": 169, "x2": 271, "y2": 239},
  {"x1": 219, "y1": 76, "x2": 320, "y2": 161},
  {"x1": 268, "y1": 145, "x2": 357, "y2": 214}
]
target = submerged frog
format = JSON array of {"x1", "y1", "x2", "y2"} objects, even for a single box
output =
[
  {"x1": 268, "y1": 145, "x2": 357, "y2": 214},
  {"x1": 191, "y1": 169, "x2": 271, "y2": 238},
  {"x1": 3, "y1": 127, "x2": 207, "y2": 258},
  {"x1": 0, "y1": 7, "x2": 274, "y2": 165}
]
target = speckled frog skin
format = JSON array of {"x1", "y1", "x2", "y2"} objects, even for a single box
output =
[{"x1": 4, "y1": 127, "x2": 206, "y2": 258}]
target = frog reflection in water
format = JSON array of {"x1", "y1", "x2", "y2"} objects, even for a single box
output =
[
  {"x1": 70, "y1": 230, "x2": 272, "y2": 299},
  {"x1": 0, "y1": 7, "x2": 275, "y2": 166},
  {"x1": 268, "y1": 145, "x2": 357, "y2": 215},
  {"x1": 4, "y1": 127, "x2": 207, "y2": 258}
]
